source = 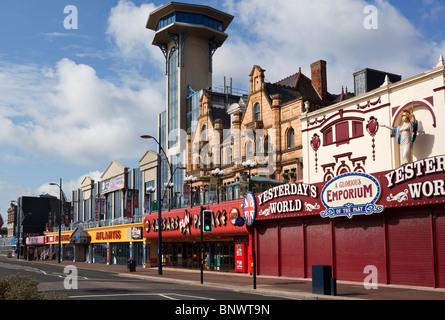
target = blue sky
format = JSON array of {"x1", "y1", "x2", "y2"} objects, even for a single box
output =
[{"x1": 0, "y1": 0, "x2": 444, "y2": 224}]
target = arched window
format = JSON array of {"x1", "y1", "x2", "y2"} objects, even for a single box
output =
[
  {"x1": 254, "y1": 103, "x2": 261, "y2": 121},
  {"x1": 201, "y1": 125, "x2": 207, "y2": 141},
  {"x1": 287, "y1": 128, "x2": 295, "y2": 149},
  {"x1": 264, "y1": 135, "x2": 269, "y2": 156}
]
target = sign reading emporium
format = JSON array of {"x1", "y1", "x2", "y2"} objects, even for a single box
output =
[{"x1": 320, "y1": 172, "x2": 384, "y2": 219}]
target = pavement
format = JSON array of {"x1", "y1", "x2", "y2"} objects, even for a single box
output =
[{"x1": 22, "y1": 258, "x2": 445, "y2": 300}]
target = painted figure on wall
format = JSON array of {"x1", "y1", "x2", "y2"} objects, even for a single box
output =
[{"x1": 382, "y1": 110, "x2": 418, "y2": 165}]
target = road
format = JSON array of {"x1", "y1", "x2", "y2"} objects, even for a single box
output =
[{"x1": 0, "y1": 257, "x2": 292, "y2": 301}]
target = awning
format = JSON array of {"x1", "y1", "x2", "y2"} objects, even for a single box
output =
[
  {"x1": 250, "y1": 176, "x2": 284, "y2": 185},
  {"x1": 70, "y1": 226, "x2": 91, "y2": 244},
  {"x1": 227, "y1": 176, "x2": 284, "y2": 188}
]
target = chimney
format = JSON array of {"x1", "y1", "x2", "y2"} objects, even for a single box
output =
[{"x1": 311, "y1": 60, "x2": 327, "y2": 101}]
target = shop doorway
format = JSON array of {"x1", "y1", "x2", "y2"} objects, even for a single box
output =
[
  {"x1": 93, "y1": 243, "x2": 108, "y2": 264},
  {"x1": 132, "y1": 242, "x2": 144, "y2": 267},
  {"x1": 162, "y1": 241, "x2": 235, "y2": 272},
  {"x1": 110, "y1": 243, "x2": 130, "y2": 266}
]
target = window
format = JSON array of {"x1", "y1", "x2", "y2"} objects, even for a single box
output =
[
  {"x1": 287, "y1": 128, "x2": 295, "y2": 149},
  {"x1": 246, "y1": 140, "x2": 254, "y2": 158},
  {"x1": 264, "y1": 135, "x2": 269, "y2": 156},
  {"x1": 168, "y1": 49, "x2": 179, "y2": 148},
  {"x1": 254, "y1": 103, "x2": 260, "y2": 121},
  {"x1": 157, "y1": 12, "x2": 223, "y2": 32},
  {"x1": 352, "y1": 121, "x2": 364, "y2": 138},
  {"x1": 323, "y1": 128, "x2": 333, "y2": 145},
  {"x1": 335, "y1": 122, "x2": 349, "y2": 144},
  {"x1": 201, "y1": 125, "x2": 207, "y2": 141},
  {"x1": 321, "y1": 118, "x2": 364, "y2": 146},
  {"x1": 226, "y1": 147, "x2": 232, "y2": 165}
]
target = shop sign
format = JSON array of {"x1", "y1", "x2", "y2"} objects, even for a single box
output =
[
  {"x1": 131, "y1": 227, "x2": 142, "y2": 239},
  {"x1": 143, "y1": 210, "x2": 228, "y2": 236},
  {"x1": 257, "y1": 183, "x2": 318, "y2": 218},
  {"x1": 321, "y1": 172, "x2": 383, "y2": 219},
  {"x1": 52, "y1": 234, "x2": 70, "y2": 242},
  {"x1": 26, "y1": 236, "x2": 46, "y2": 246},
  {"x1": 229, "y1": 207, "x2": 239, "y2": 225},
  {"x1": 382, "y1": 155, "x2": 445, "y2": 206},
  {"x1": 179, "y1": 211, "x2": 191, "y2": 234},
  {"x1": 243, "y1": 192, "x2": 256, "y2": 226},
  {"x1": 102, "y1": 174, "x2": 125, "y2": 193},
  {"x1": 96, "y1": 230, "x2": 122, "y2": 240}
]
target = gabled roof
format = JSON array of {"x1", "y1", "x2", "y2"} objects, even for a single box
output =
[
  {"x1": 81, "y1": 176, "x2": 94, "y2": 187},
  {"x1": 267, "y1": 71, "x2": 323, "y2": 104},
  {"x1": 274, "y1": 69, "x2": 302, "y2": 88},
  {"x1": 70, "y1": 226, "x2": 91, "y2": 244},
  {"x1": 101, "y1": 160, "x2": 128, "y2": 181}
]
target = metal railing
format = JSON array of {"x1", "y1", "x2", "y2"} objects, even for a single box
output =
[{"x1": 55, "y1": 215, "x2": 144, "y2": 232}]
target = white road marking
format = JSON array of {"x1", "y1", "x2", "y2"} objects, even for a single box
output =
[{"x1": 69, "y1": 292, "x2": 214, "y2": 300}]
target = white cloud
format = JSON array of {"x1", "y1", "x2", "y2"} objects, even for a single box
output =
[
  {"x1": 38, "y1": 171, "x2": 103, "y2": 201},
  {"x1": 0, "y1": 58, "x2": 164, "y2": 166},
  {"x1": 215, "y1": 0, "x2": 436, "y2": 93},
  {"x1": 106, "y1": 0, "x2": 162, "y2": 65}
]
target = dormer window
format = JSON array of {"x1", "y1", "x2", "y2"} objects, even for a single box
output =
[
  {"x1": 254, "y1": 102, "x2": 261, "y2": 121},
  {"x1": 201, "y1": 125, "x2": 207, "y2": 141}
]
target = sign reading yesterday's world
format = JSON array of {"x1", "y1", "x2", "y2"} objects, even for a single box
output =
[{"x1": 257, "y1": 183, "x2": 319, "y2": 218}]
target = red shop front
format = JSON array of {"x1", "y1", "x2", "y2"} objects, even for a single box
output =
[
  {"x1": 143, "y1": 199, "x2": 252, "y2": 272},
  {"x1": 253, "y1": 156, "x2": 445, "y2": 288}
]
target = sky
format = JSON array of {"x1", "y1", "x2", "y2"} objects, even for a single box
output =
[{"x1": 0, "y1": 0, "x2": 444, "y2": 224}]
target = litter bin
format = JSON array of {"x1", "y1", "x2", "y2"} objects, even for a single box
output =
[
  {"x1": 127, "y1": 259, "x2": 136, "y2": 272},
  {"x1": 312, "y1": 265, "x2": 332, "y2": 295}
]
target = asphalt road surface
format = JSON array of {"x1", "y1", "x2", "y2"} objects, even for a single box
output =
[{"x1": 0, "y1": 257, "x2": 292, "y2": 301}]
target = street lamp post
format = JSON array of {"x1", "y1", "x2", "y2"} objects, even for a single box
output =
[
  {"x1": 141, "y1": 135, "x2": 165, "y2": 275},
  {"x1": 242, "y1": 160, "x2": 257, "y2": 191},
  {"x1": 242, "y1": 159, "x2": 257, "y2": 289},
  {"x1": 141, "y1": 135, "x2": 187, "y2": 274},
  {"x1": 164, "y1": 182, "x2": 174, "y2": 211},
  {"x1": 49, "y1": 179, "x2": 63, "y2": 264},
  {"x1": 185, "y1": 175, "x2": 197, "y2": 207},
  {"x1": 146, "y1": 186, "x2": 155, "y2": 213},
  {"x1": 211, "y1": 168, "x2": 224, "y2": 203}
]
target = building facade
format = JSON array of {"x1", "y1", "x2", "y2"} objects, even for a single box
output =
[
  {"x1": 147, "y1": 2, "x2": 235, "y2": 203},
  {"x1": 251, "y1": 56, "x2": 445, "y2": 288},
  {"x1": 37, "y1": 2, "x2": 445, "y2": 288},
  {"x1": 185, "y1": 61, "x2": 336, "y2": 203}
]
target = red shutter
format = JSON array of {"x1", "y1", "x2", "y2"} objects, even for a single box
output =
[
  {"x1": 435, "y1": 213, "x2": 445, "y2": 288},
  {"x1": 334, "y1": 215, "x2": 386, "y2": 282},
  {"x1": 279, "y1": 223, "x2": 304, "y2": 278},
  {"x1": 257, "y1": 223, "x2": 278, "y2": 276},
  {"x1": 305, "y1": 219, "x2": 331, "y2": 278},
  {"x1": 335, "y1": 121, "x2": 349, "y2": 144},
  {"x1": 387, "y1": 211, "x2": 434, "y2": 287}
]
